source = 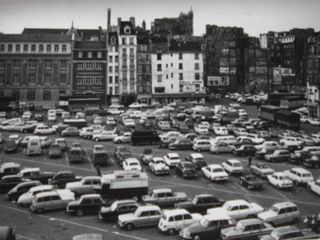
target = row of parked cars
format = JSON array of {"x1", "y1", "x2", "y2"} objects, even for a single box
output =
[{"x1": 0, "y1": 159, "x2": 317, "y2": 240}]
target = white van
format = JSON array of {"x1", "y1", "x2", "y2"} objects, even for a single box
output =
[
  {"x1": 47, "y1": 109, "x2": 57, "y2": 121},
  {"x1": 211, "y1": 135, "x2": 236, "y2": 145},
  {"x1": 26, "y1": 138, "x2": 42, "y2": 156}
]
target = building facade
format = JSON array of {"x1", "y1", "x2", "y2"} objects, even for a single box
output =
[{"x1": 0, "y1": 32, "x2": 72, "y2": 108}]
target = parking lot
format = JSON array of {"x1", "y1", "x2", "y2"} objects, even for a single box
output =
[{"x1": 0, "y1": 100, "x2": 320, "y2": 240}]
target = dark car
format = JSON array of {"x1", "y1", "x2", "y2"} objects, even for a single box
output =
[
  {"x1": 49, "y1": 171, "x2": 77, "y2": 188},
  {"x1": 185, "y1": 153, "x2": 207, "y2": 170},
  {"x1": 232, "y1": 145, "x2": 256, "y2": 157},
  {"x1": 18, "y1": 168, "x2": 55, "y2": 184},
  {"x1": 231, "y1": 138, "x2": 255, "y2": 149},
  {"x1": 179, "y1": 214, "x2": 233, "y2": 240},
  {"x1": 114, "y1": 146, "x2": 132, "y2": 166},
  {"x1": 175, "y1": 162, "x2": 198, "y2": 179},
  {"x1": 61, "y1": 127, "x2": 80, "y2": 137},
  {"x1": 131, "y1": 130, "x2": 160, "y2": 146},
  {"x1": 303, "y1": 155, "x2": 320, "y2": 168},
  {"x1": 67, "y1": 194, "x2": 106, "y2": 216},
  {"x1": 178, "y1": 122, "x2": 190, "y2": 133},
  {"x1": 98, "y1": 199, "x2": 139, "y2": 221},
  {"x1": 21, "y1": 123, "x2": 37, "y2": 133},
  {"x1": 289, "y1": 151, "x2": 312, "y2": 164},
  {"x1": 49, "y1": 144, "x2": 62, "y2": 158},
  {"x1": 240, "y1": 174, "x2": 264, "y2": 190},
  {"x1": 168, "y1": 138, "x2": 193, "y2": 150},
  {"x1": 175, "y1": 194, "x2": 224, "y2": 214},
  {"x1": 4, "y1": 141, "x2": 18, "y2": 153},
  {"x1": 0, "y1": 162, "x2": 21, "y2": 179},
  {"x1": 67, "y1": 149, "x2": 86, "y2": 164},
  {"x1": 5, "y1": 180, "x2": 41, "y2": 201},
  {"x1": 0, "y1": 175, "x2": 26, "y2": 194},
  {"x1": 184, "y1": 133, "x2": 197, "y2": 142},
  {"x1": 0, "y1": 226, "x2": 16, "y2": 240},
  {"x1": 255, "y1": 148, "x2": 276, "y2": 160}
]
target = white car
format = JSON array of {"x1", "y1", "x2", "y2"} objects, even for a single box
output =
[
  {"x1": 123, "y1": 118, "x2": 136, "y2": 127},
  {"x1": 34, "y1": 125, "x2": 56, "y2": 135},
  {"x1": 213, "y1": 126, "x2": 228, "y2": 136},
  {"x1": 122, "y1": 158, "x2": 142, "y2": 171},
  {"x1": 207, "y1": 199, "x2": 264, "y2": 220},
  {"x1": 309, "y1": 118, "x2": 320, "y2": 126},
  {"x1": 284, "y1": 167, "x2": 314, "y2": 186},
  {"x1": 8, "y1": 134, "x2": 22, "y2": 145},
  {"x1": 222, "y1": 159, "x2": 243, "y2": 175},
  {"x1": 17, "y1": 185, "x2": 54, "y2": 207},
  {"x1": 113, "y1": 132, "x2": 132, "y2": 143},
  {"x1": 163, "y1": 153, "x2": 181, "y2": 167},
  {"x1": 92, "y1": 130, "x2": 117, "y2": 141},
  {"x1": 307, "y1": 178, "x2": 320, "y2": 196},
  {"x1": 193, "y1": 139, "x2": 212, "y2": 152},
  {"x1": 106, "y1": 117, "x2": 116, "y2": 126},
  {"x1": 267, "y1": 172, "x2": 293, "y2": 189},
  {"x1": 279, "y1": 137, "x2": 303, "y2": 147},
  {"x1": 255, "y1": 141, "x2": 280, "y2": 151},
  {"x1": 194, "y1": 124, "x2": 209, "y2": 135},
  {"x1": 201, "y1": 164, "x2": 229, "y2": 182},
  {"x1": 93, "y1": 116, "x2": 103, "y2": 125},
  {"x1": 149, "y1": 157, "x2": 170, "y2": 175}
]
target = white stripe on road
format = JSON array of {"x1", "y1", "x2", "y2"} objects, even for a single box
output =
[
  {"x1": 0, "y1": 205, "x2": 148, "y2": 240},
  {"x1": 3, "y1": 155, "x2": 320, "y2": 207},
  {"x1": 16, "y1": 234, "x2": 37, "y2": 240}
]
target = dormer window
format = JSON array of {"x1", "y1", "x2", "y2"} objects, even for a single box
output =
[
  {"x1": 124, "y1": 25, "x2": 131, "y2": 34},
  {"x1": 110, "y1": 36, "x2": 117, "y2": 45}
]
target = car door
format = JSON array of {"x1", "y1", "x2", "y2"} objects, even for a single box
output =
[
  {"x1": 182, "y1": 214, "x2": 193, "y2": 229},
  {"x1": 149, "y1": 210, "x2": 161, "y2": 226},
  {"x1": 136, "y1": 210, "x2": 149, "y2": 227},
  {"x1": 275, "y1": 207, "x2": 286, "y2": 225},
  {"x1": 228, "y1": 205, "x2": 240, "y2": 219}
]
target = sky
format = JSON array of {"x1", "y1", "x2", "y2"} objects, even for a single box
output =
[{"x1": 0, "y1": 0, "x2": 319, "y2": 37}]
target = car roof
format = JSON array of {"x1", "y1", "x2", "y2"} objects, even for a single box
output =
[
  {"x1": 226, "y1": 199, "x2": 249, "y2": 206},
  {"x1": 291, "y1": 167, "x2": 311, "y2": 174},
  {"x1": 167, "y1": 153, "x2": 179, "y2": 158},
  {"x1": 152, "y1": 188, "x2": 172, "y2": 194},
  {"x1": 1, "y1": 175, "x2": 21, "y2": 180},
  {"x1": 137, "y1": 205, "x2": 160, "y2": 211},
  {"x1": 35, "y1": 190, "x2": 59, "y2": 198},
  {"x1": 114, "y1": 199, "x2": 137, "y2": 205},
  {"x1": 273, "y1": 226, "x2": 300, "y2": 235},
  {"x1": 272, "y1": 201, "x2": 297, "y2": 209},
  {"x1": 125, "y1": 158, "x2": 139, "y2": 163},
  {"x1": 238, "y1": 218, "x2": 263, "y2": 225},
  {"x1": 190, "y1": 153, "x2": 204, "y2": 158},
  {"x1": 204, "y1": 211, "x2": 231, "y2": 221},
  {"x1": 20, "y1": 167, "x2": 40, "y2": 173},
  {"x1": 274, "y1": 171, "x2": 287, "y2": 176},
  {"x1": 30, "y1": 185, "x2": 54, "y2": 192},
  {"x1": 1, "y1": 162, "x2": 20, "y2": 168},
  {"x1": 208, "y1": 164, "x2": 223, "y2": 169},
  {"x1": 152, "y1": 157, "x2": 164, "y2": 161},
  {"x1": 227, "y1": 159, "x2": 241, "y2": 163},
  {"x1": 163, "y1": 209, "x2": 189, "y2": 216},
  {"x1": 80, "y1": 194, "x2": 101, "y2": 199}
]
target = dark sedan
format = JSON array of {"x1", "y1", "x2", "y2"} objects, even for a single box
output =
[
  {"x1": 5, "y1": 180, "x2": 41, "y2": 201},
  {"x1": 303, "y1": 155, "x2": 320, "y2": 168},
  {"x1": 61, "y1": 127, "x2": 80, "y2": 137},
  {"x1": 185, "y1": 153, "x2": 207, "y2": 170},
  {"x1": 49, "y1": 144, "x2": 62, "y2": 158},
  {"x1": 67, "y1": 194, "x2": 106, "y2": 216},
  {"x1": 0, "y1": 175, "x2": 26, "y2": 194},
  {"x1": 98, "y1": 199, "x2": 139, "y2": 221},
  {"x1": 232, "y1": 145, "x2": 256, "y2": 157},
  {"x1": 168, "y1": 138, "x2": 193, "y2": 150},
  {"x1": 49, "y1": 171, "x2": 77, "y2": 188},
  {"x1": 175, "y1": 162, "x2": 198, "y2": 179},
  {"x1": 289, "y1": 151, "x2": 311, "y2": 164},
  {"x1": 4, "y1": 141, "x2": 18, "y2": 153},
  {"x1": 240, "y1": 174, "x2": 264, "y2": 190}
]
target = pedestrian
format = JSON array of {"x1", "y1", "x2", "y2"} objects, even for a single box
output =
[
  {"x1": 248, "y1": 156, "x2": 252, "y2": 167},
  {"x1": 96, "y1": 164, "x2": 101, "y2": 176}
]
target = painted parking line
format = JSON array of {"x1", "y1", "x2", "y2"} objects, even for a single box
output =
[
  {"x1": 16, "y1": 234, "x2": 37, "y2": 240},
  {"x1": 0, "y1": 205, "x2": 149, "y2": 240}
]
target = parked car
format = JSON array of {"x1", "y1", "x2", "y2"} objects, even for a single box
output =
[
  {"x1": 179, "y1": 211, "x2": 233, "y2": 240},
  {"x1": 113, "y1": 132, "x2": 131, "y2": 144},
  {"x1": 0, "y1": 162, "x2": 21, "y2": 179},
  {"x1": 267, "y1": 172, "x2": 293, "y2": 189},
  {"x1": 5, "y1": 180, "x2": 41, "y2": 201},
  {"x1": 232, "y1": 145, "x2": 256, "y2": 156},
  {"x1": 67, "y1": 194, "x2": 106, "y2": 216},
  {"x1": 210, "y1": 142, "x2": 232, "y2": 154},
  {"x1": 49, "y1": 144, "x2": 62, "y2": 158},
  {"x1": 168, "y1": 138, "x2": 193, "y2": 150},
  {"x1": 222, "y1": 159, "x2": 243, "y2": 175},
  {"x1": 140, "y1": 148, "x2": 153, "y2": 165},
  {"x1": 175, "y1": 162, "x2": 198, "y2": 179},
  {"x1": 65, "y1": 176, "x2": 101, "y2": 196},
  {"x1": 4, "y1": 140, "x2": 18, "y2": 153},
  {"x1": 265, "y1": 150, "x2": 290, "y2": 162},
  {"x1": 207, "y1": 199, "x2": 264, "y2": 220},
  {"x1": 201, "y1": 164, "x2": 229, "y2": 182},
  {"x1": 303, "y1": 155, "x2": 320, "y2": 168},
  {"x1": 258, "y1": 201, "x2": 300, "y2": 226},
  {"x1": 163, "y1": 153, "x2": 181, "y2": 167},
  {"x1": 220, "y1": 218, "x2": 273, "y2": 240},
  {"x1": 240, "y1": 174, "x2": 263, "y2": 190},
  {"x1": 61, "y1": 127, "x2": 79, "y2": 137},
  {"x1": 18, "y1": 185, "x2": 55, "y2": 207},
  {"x1": 92, "y1": 130, "x2": 117, "y2": 141},
  {"x1": 118, "y1": 205, "x2": 162, "y2": 230},
  {"x1": 48, "y1": 171, "x2": 77, "y2": 188},
  {"x1": 0, "y1": 175, "x2": 26, "y2": 194},
  {"x1": 30, "y1": 189, "x2": 75, "y2": 213},
  {"x1": 284, "y1": 167, "x2": 313, "y2": 186},
  {"x1": 148, "y1": 157, "x2": 170, "y2": 176},
  {"x1": 259, "y1": 226, "x2": 304, "y2": 240},
  {"x1": 122, "y1": 158, "x2": 142, "y2": 171},
  {"x1": 307, "y1": 178, "x2": 320, "y2": 196},
  {"x1": 67, "y1": 148, "x2": 86, "y2": 164},
  {"x1": 250, "y1": 163, "x2": 275, "y2": 178},
  {"x1": 17, "y1": 168, "x2": 55, "y2": 184},
  {"x1": 185, "y1": 153, "x2": 207, "y2": 169},
  {"x1": 99, "y1": 199, "x2": 139, "y2": 221},
  {"x1": 114, "y1": 146, "x2": 132, "y2": 166},
  {"x1": 0, "y1": 226, "x2": 16, "y2": 240},
  {"x1": 175, "y1": 194, "x2": 224, "y2": 214},
  {"x1": 193, "y1": 139, "x2": 212, "y2": 152},
  {"x1": 141, "y1": 188, "x2": 188, "y2": 207},
  {"x1": 34, "y1": 125, "x2": 56, "y2": 135}
]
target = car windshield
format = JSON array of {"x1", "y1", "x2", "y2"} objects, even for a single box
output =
[
  {"x1": 302, "y1": 173, "x2": 312, "y2": 178},
  {"x1": 213, "y1": 168, "x2": 223, "y2": 173},
  {"x1": 155, "y1": 160, "x2": 165, "y2": 165},
  {"x1": 171, "y1": 157, "x2": 179, "y2": 160},
  {"x1": 129, "y1": 162, "x2": 138, "y2": 166},
  {"x1": 194, "y1": 157, "x2": 204, "y2": 162},
  {"x1": 183, "y1": 162, "x2": 193, "y2": 168},
  {"x1": 270, "y1": 206, "x2": 279, "y2": 213},
  {"x1": 233, "y1": 163, "x2": 242, "y2": 167}
]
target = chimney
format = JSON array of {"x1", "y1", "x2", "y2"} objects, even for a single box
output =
[
  {"x1": 130, "y1": 17, "x2": 135, "y2": 28},
  {"x1": 117, "y1": 17, "x2": 121, "y2": 28},
  {"x1": 107, "y1": 8, "x2": 111, "y2": 31}
]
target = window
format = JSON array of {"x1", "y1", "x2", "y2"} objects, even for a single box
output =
[
  {"x1": 109, "y1": 76, "x2": 113, "y2": 84},
  {"x1": 179, "y1": 52, "x2": 183, "y2": 60},
  {"x1": 130, "y1": 48, "x2": 134, "y2": 56},
  {"x1": 129, "y1": 37, "x2": 134, "y2": 45},
  {"x1": 130, "y1": 83, "x2": 134, "y2": 91},
  {"x1": 174, "y1": 215, "x2": 183, "y2": 221},
  {"x1": 115, "y1": 56, "x2": 119, "y2": 62},
  {"x1": 62, "y1": 44, "x2": 66, "y2": 52},
  {"x1": 43, "y1": 91, "x2": 51, "y2": 101},
  {"x1": 45, "y1": 60, "x2": 52, "y2": 68},
  {"x1": 12, "y1": 90, "x2": 19, "y2": 99},
  {"x1": 179, "y1": 84, "x2": 183, "y2": 92},
  {"x1": 195, "y1": 53, "x2": 199, "y2": 60},
  {"x1": 44, "y1": 74, "x2": 51, "y2": 84},
  {"x1": 54, "y1": 44, "x2": 59, "y2": 52},
  {"x1": 97, "y1": 52, "x2": 102, "y2": 58},
  {"x1": 8, "y1": 44, "x2": 13, "y2": 52},
  {"x1": 122, "y1": 38, "x2": 126, "y2": 45},
  {"x1": 27, "y1": 90, "x2": 35, "y2": 100},
  {"x1": 140, "y1": 211, "x2": 149, "y2": 217},
  {"x1": 157, "y1": 53, "x2": 161, "y2": 60},
  {"x1": 13, "y1": 60, "x2": 21, "y2": 69},
  {"x1": 0, "y1": 74, "x2": 3, "y2": 84},
  {"x1": 60, "y1": 60, "x2": 67, "y2": 68},
  {"x1": 29, "y1": 74, "x2": 36, "y2": 84},
  {"x1": 23, "y1": 44, "x2": 28, "y2": 52},
  {"x1": 109, "y1": 56, "x2": 113, "y2": 62},
  {"x1": 109, "y1": 66, "x2": 113, "y2": 73},
  {"x1": 78, "y1": 52, "x2": 83, "y2": 58},
  {"x1": 195, "y1": 63, "x2": 199, "y2": 70},
  {"x1": 115, "y1": 76, "x2": 119, "y2": 83},
  {"x1": 157, "y1": 74, "x2": 162, "y2": 83},
  {"x1": 157, "y1": 64, "x2": 162, "y2": 71},
  {"x1": 0, "y1": 61, "x2": 5, "y2": 69},
  {"x1": 195, "y1": 73, "x2": 200, "y2": 80},
  {"x1": 60, "y1": 73, "x2": 67, "y2": 83},
  {"x1": 39, "y1": 44, "x2": 43, "y2": 52},
  {"x1": 179, "y1": 73, "x2": 183, "y2": 80},
  {"x1": 29, "y1": 60, "x2": 36, "y2": 68},
  {"x1": 31, "y1": 44, "x2": 36, "y2": 52},
  {"x1": 0, "y1": 44, "x2": 4, "y2": 52},
  {"x1": 179, "y1": 63, "x2": 183, "y2": 70},
  {"x1": 115, "y1": 86, "x2": 119, "y2": 94},
  {"x1": 88, "y1": 52, "x2": 92, "y2": 58},
  {"x1": 195, "y1": 84, "x2": 200, "y2": 92},
  {"x1": 109, "y1": 87, "x2": 113, "y2": 94},
  {"x1": 13, "y1": 75, "x2": 20, "y2": 84},
  {"x1": 166, "y1": 74, "x2": 168, "y2": 79},
  {"x1": 171, "y1": 73, "x2": 173, "y2": 78}
]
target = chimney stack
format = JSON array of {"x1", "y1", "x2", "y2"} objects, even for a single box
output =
[
  {"x1": 107, "y1": 8, "x2": 111, "y2": 31},
  {"x1": 130, "y1": 17, "x2": 135, "y2": 28}
]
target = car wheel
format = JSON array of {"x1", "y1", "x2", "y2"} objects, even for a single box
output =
[
  {"x1": 125, "y1": 223, "x2": 134, "y2": 231},
  {"x1": 196, "y1": 148, "x2": 201, "y2": 152},
  {"x1": 168, "y1": 229, "x2": 176, "y2": 235},
  {"x1": 76, "y1": 209, "x2": 84, "y2": 216},
  {"x1": 194, "y1": 235, "x2": 200, "y2": 240},
  {"x1": 116, "y1": 140, "x2": 121, "y2": 143},
  {"x1": 94, "y1": 138, "x2": 99, "y2": 142}
]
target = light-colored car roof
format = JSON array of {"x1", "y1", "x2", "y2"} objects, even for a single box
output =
[
  {"x1": 290, "y1": 167, "x2": 312, "y2": 174},
  {"x1": 272, "y1": 201, "x2": 297, "y2": 209},
  {"x1": 163, "y1": 209, "x2": 189, "y2": 216},
  {"x1": 205, "y1": 211, "x2": 231, "y2": 221},
  {"x1": 167, "y1": 153, "x2": 180, "y2": 158},
  {"x1": 190, "y1": 153, "x2": 204, "y2": 158},
  {"x1": 152, "y1": 188, "x2": 172, "y2": 194},
  {"x1": 1, "y1": 162, "x2": 20, "y2": 169}
]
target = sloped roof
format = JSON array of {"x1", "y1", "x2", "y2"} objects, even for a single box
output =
[
  {"x1": 0, "y1": 33, "x2": 72, "y2": 43},
  {"x1": 169, "y1": 39, "x2": 201, "y2": 52},
  {"x1": 22, "y1": 28, "x2": 69, "y2": 35}
]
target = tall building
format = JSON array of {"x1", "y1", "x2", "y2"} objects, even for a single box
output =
[
  {"x1": 0, "y1": 31, "x2": 72, "y2": 108},
  {"x1": 204, "y1": 25, "x2": 247, "y2": 93},
  {"x1": 151, "y1": 40, "x2": 205, "y2": 103}
]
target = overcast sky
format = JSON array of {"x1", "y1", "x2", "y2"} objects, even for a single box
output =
[{"x1": 0, "y1": 0, "x2": 319, "y2": 37}]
